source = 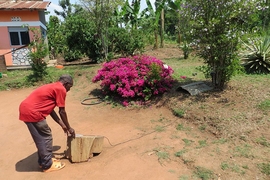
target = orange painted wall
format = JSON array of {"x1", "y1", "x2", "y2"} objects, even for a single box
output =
[
  {"x1": 0, "y1": 27, "x2": 10, "y2": 49},
  {"x1": 0, "y1": 11, "x2": 39, "y2": 21},
  {"x1": 0, "y1": 26, "x2": 12, "y2": 65},
  {"x1": 0, "y1": 10, "x2": 41, "y2": 66}
]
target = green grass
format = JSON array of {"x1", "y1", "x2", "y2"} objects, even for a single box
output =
[
  {"x1": 221, "y1": 162, "x2": 230, "y2": 170},
  {"x1": 167, "y1": 56, "x2": 205, "y2": 82},
  {"x1": 172, "y1": 108, "x2": 185, "y2": 118},
  {"x1": 193, "y1": 166, "x2": 214, "y2": 180},
  {"x1": 198, "y1": 124, "x2": 207, "y2": 131},
  {"x1": 174, "y1": 149, "x2": 188, "y2": 157},
  {"x1": 182, "y1": 138, "x2": 194, "y2": 146},
  {"x1": 154, "y1": 125, "x2": 165, "y2": 132},
  {"x1": 255, "y1": 136, "x2": 270, "y2": 147},
  {"x1": 0, "y1": 65, "x2": 97, "y2": 91},
  {"x1": 212, "y1": 138, "x2": 228, "y2": 144},
  {"x1": 257, "y1": 163, "x2": 270, "y2": 175},
  {"x1": 156, "y1": 151, "x2": 170, "y2": 160},
  {"x1": 179, "y1": 175, "x2": 189, "y2": 180},
  {"x1": 257, "y1": 99, "x2": 270, "y2": 112},
  {"x1": 230, "y1": 164, "x2": 246, "y2": 174},
  {"x1": 221, "y1": 162, "x2": 247, "y2": 174},
  {"x1": 153, "y1": 147, "x2": 171, "y2": 163},
  {"x1": 232, "y1": 144, "x2": 254, "y2": 158},
  {"x1": 176, "y1": 123, "x2": 191, "y2": 131},
  {"x1": 197, "y1": 140, "x2": 208, "y2": 148}
]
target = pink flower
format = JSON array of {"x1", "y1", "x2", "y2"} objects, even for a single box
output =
[
  {"x1": 137, "y1": 79, "x2": 144, "y2": 86},
  {"x1": 122, "y1": 100, "x2": 129, "y2": 107},
  {"x1": 92, "y1": 55, "x2": 175, "y2": 103},
  {"x1": 180, "y1": 76, "x2": 187, "y2": 79},
  {"x1": 110, "y1": 84, "x2": 116, "y2": 91}
]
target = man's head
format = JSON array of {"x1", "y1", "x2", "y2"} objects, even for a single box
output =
[{"x1": 59, "y1": 74, "x2": 73, "y2": 92}]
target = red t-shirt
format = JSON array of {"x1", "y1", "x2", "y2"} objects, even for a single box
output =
[{"x1": 19, "y1": 81, "x2": 66, "y2": 122}]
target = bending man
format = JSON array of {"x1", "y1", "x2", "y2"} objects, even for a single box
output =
[{"x1": 19, "y1": 74, "x2": 75, "y2": 172}]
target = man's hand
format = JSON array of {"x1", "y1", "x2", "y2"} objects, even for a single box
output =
[
  {"x1": 61, "y1": 125, "x2": 68, "y2": 134},
  {"x1": 68, "y1": 127, "x2": 76, "y2": 138}
]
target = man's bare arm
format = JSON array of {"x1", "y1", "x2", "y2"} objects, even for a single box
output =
[
  {"x1": 59, "y1": 107, "x2": 75, "y2": 138},
  {"x1": 50, "y1": 110, "x2": 68, "y2": 132}
]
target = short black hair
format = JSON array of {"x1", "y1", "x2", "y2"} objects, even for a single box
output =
[{"x1": 59, "y1": 74, "x2": 73, "y2": 84}]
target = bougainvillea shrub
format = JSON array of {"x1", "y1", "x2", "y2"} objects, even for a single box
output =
[{"x1": 92, "y1": 55, "x2": 174, "y2": 106}]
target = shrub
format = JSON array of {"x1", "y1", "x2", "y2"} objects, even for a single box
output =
[
  {"x1": 64, "y1": 13, "x2": 102, "y2": 62},
  {"x1": 179, "y1": 41, "x2": 190, "y2": 59},
  {"x1": 27, "y1": 27, "x2": 48, "y2": 83},
  {"x1": 240, "y1": 36, "x2": 270, "y2": 74},
  {"x1": 92, "y1": 55, "x2": 174, "y2": 106},
  {"x1": 108, "y1": 27, "x2": 146, "y2": 57}
]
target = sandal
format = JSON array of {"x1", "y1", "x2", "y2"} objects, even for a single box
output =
[
  {"x1": 52, "y1": 158, "x2": 59, "y2": 162},
  {"x1": 43, "y1": 161, "x2": 65, "y2": 172},
  {"x1": 39, "y1": 158, "x2": 60, "y2": 168}
]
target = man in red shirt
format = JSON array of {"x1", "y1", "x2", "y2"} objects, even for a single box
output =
[{"x1": 19, "y1": 74, "x2": 75, "y2": 172}]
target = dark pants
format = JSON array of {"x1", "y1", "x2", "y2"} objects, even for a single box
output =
[{"x1": 25, "y1": 120, "x2": 53, "y2": 170}]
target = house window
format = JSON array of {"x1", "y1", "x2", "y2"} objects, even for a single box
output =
[{"x1": 8, "y1": 27, "x2": 30, "y2": 46}]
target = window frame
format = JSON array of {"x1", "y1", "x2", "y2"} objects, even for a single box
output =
[{"x1": 8, "y1": 27, "x2": 30, "y2": 46}]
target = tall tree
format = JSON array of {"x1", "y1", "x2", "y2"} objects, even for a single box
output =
[
  {"x1": 54, "y1": 0, "x2": 83, "y2": 19},
  {"x1": 54, "y1": 0, "x2": 72, "y2": 19},
  {"x1": 183, "y1": 0, "x2": 262, "y2": 89},
  {"x1": 80, "y1": 0, "x2": 124, "y2": 59},
  {"x1": 47, "y1": 16, "x2": 62, "y2": 59}
]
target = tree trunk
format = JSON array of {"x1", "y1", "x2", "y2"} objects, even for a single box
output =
[
  {"x1": 160, "y1": 8, "x2": 164, "y2": 48},
  {"x1": 177, "y1": 32, "x2": 181, "y2": 45},
  {"x1": 154, "y1": 30, "x2": 158, "y2": 49},
  {"x1": 177, "y1": 16, "x2": 181, "y2": 44}
]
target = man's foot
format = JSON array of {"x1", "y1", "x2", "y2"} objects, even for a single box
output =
[
  {"x1": 39, "y1": 158, "x2": 60, "y2": 169},
  {"x1": 43, "y1": 161, "x2": 65, "y2": 172}
]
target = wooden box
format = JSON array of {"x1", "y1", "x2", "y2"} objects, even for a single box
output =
[{"x1": 66, "y1": 134, "x2": 104, "y2": 163}]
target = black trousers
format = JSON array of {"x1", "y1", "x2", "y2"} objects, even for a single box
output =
[{"x1": 25, "y1": 120, "x2": 53, "y2": 170}]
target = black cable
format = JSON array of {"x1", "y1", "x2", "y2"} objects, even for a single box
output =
[
  {"x1": 81, "y1": 97, "x2": 104, "y2": 105},
  {"x1": 80, "y1": 97, "x2": 177, "y2": 147},
  {"x1": 103, "y1": 120, "x2": 176, "y2": 147}
]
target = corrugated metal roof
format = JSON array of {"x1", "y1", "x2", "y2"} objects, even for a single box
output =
[
  {"x1": 0, "y1": 1, "x2": 50, "y2": 10},
  {"x1": 177, "y1": 82, "x2": 214, "y2": 96}
]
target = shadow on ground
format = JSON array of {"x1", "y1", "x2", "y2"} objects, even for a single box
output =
[{"x1": 15, "y1": 145, "x2": 62, "y2": 172}]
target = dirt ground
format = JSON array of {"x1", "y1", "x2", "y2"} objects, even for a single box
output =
[
  {"x1": 0, "y1": 81, "x2": 194, "y2": 180},
  {"x1": 0, "y1": 45, "x2": 269, "y2": 180}
]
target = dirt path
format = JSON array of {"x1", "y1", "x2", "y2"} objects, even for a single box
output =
[{"x1": 0, "y1": 82, "x2": 201, "y2": 180}]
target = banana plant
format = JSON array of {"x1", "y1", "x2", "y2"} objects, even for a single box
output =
[
  {"x1": 142, "y1": 0, "x2": 166, "y2": 49},
  {"x1": 168, "y1": 0, "x2": 186, "y2": 45},
  {"x1": 113, "y1": 8, "x2": 125, "y2": 28},
  {"x1": 121, "y1": 0, "x2": 142, "y2": 30}
]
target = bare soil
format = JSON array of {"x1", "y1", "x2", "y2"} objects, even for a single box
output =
[{"x1": 0, "y1": 44, "x2": 269, "y2": 180}]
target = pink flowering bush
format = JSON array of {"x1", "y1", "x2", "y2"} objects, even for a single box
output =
[{"x1": 92, "y1": 55, "x2": 174, "y2": 105}]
